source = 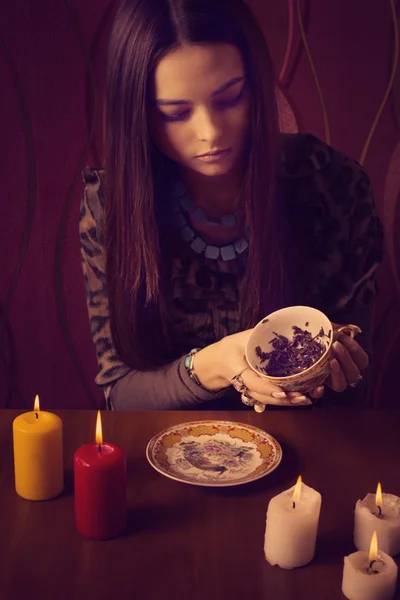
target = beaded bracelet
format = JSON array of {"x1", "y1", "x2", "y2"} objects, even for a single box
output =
[
  {"x1": 184, "y1": 348, "x2": 205, "y2": 388},
  {"x1": 184, "y1": 348, "x2": 225, "y2": 394}
]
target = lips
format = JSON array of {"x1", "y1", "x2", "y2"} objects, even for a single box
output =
[
  {"x1": 196, "y1": 148, "x2": 230, "y2": 158},
  {"x1": 195, "y1": 149, "x2": 232, "y2": 164}
]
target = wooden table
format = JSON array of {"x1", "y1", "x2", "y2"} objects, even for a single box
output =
[{"x1": 0, "y1": 409, "x2": 399, "y2": 600}]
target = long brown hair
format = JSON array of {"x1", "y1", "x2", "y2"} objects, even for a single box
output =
[{"x1": 105, "y1": 0, "x2": 289, "y2": 369}]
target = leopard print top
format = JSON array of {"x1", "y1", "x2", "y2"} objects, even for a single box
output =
[{"x1": 80, "y1": 133, "x2": 383, "y2": 408}]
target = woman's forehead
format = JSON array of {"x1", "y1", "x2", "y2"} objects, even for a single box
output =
[{"x1": 152, "y1": 43, "x2": 245, "y2": 101}]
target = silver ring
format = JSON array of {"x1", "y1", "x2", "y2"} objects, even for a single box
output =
[
  {"x1": 349, "y1": 374, "x2": 363, "y2": 388},
  {"x1": 241, "y1": 389, "x2": 265, "y2": 413},
  {"x1": 230, "y1": 367, "x2": 250, "y2": 394},
  {"x1": 241, "y1": 392, "x2": 265, "y2": 413},
  {"x1": 241, "y1": 391, "x2": 256, "y2": 406}
]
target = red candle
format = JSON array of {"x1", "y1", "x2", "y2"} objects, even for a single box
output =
[{"x1": 74, "y1": 411, "x2": 126, "y2": 539}]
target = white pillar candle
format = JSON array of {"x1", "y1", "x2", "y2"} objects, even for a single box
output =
[
  {"x1": 342, "y1": 532, "x2": 398, "y2": 600},
  {"x1": 264, "y1": 476, "x2": 322, "y2": 569},
  {"x1": 354, "y1": 483, "x2": 400, "y2": 556}
]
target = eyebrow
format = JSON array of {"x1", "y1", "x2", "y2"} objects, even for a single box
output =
[{"x1": 155, "y1": 76, "x2": 245, "y2": 106}]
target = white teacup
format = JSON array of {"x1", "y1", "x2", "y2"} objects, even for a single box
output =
[{"x1": 245, "y1": 306, "x2": 361, "y2": 394}]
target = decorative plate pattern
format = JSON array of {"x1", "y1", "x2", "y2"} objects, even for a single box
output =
[{"x1": 146, "y1": 420, "x2": 282, "y2": 487}]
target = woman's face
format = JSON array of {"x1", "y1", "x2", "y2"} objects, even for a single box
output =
[{"x1": 149, "y1": 43, "x2": 250, "y2": 177}]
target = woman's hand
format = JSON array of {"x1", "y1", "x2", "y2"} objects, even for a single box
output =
[
  {"x1": 194, "y1": 325, "x2": 368, "y2": 407},
  {"x1": 194, "y1": 330, "x2": 312, "y2": 408},
  {"x1": 324, "y1": 332, "x2": 369, "y2": 392}
]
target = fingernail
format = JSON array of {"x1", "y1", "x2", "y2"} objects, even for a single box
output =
[
  {"x1": 272, "y1": 392, "x2": 287, "y2": 399},
  {"x1": 254, "y1": 403, "x2": 265, "y2": 413},
  {"x1": 294, "y1": 399, "x2": 313, "y2": 406},
  {"x1": 330, "y1": 358, "x2": 339, "y2": 372},
  {"x1": 316, "y1": 386, "x2": 324, "y2": 394},
  {"x1": 291, "y1": 396, "x2": 307, "y2": 404}
]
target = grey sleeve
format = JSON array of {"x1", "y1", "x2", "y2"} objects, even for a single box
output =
[{"x1": 110, "y1": 356, "x2": 226, "y2": 410}]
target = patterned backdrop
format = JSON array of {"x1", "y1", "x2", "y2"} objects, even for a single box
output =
[{"x1": 0, "y1": 0, "x2": 399, "y2": 410}]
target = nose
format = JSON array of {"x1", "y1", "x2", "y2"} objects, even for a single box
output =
[{"x1": 195, "y1": 107, "x2": 222, "y2": 144}]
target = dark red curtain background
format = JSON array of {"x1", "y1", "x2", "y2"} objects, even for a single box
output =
[{"x1": 1, "y1": 0, "x2": 399, "y2": 410}]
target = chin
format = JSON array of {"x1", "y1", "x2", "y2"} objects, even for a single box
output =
[{"x1": 194, "y1": 164, "x2": 233, "y2": 177}]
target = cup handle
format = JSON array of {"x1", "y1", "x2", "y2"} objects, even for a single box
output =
[{"x1": 332, "y1": 324, "x2": 362, "y2": 342}]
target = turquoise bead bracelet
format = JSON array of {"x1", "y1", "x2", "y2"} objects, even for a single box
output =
[{"x1": 184, "y1": 348, "x2": 204, "y2": 388}]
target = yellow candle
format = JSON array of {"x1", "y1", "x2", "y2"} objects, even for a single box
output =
[{"x1": 13, "y1": 395, "x2": 63, "y2": 500}]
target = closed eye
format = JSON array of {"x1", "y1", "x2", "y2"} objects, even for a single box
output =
[
  {"x1": 157, "y1": 85, "x2": 245, "y2": 122},
  {"x1": 216, "y1": 87, "x2": 245, "y2": 108},
  {"x1": 159, "y1": 109, "x2": 191, "y2": 122}
]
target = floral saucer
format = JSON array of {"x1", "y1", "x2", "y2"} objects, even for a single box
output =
[{"x1": 146, "y1": 420, "x2": 282, "y2": 487}]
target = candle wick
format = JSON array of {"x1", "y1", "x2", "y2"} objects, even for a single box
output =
[
  {"x1": 35, "y1": 412, "x2": 38, "y2": 420},
  {"x1": 368, "y1": 558, "x2": 384, "y2": 574},
  {"x1": 378, "y1": 505, "x2": 382, "y2": 517},
  {"x1": 369, "y1": 560, "x2": 379, "y2": 573},
  {"x1": 292, "y1": 501, "x2": 295, "y2": 510},
  {"x1": 98, "y1": 444, "x2": 102, "y2": 453}
]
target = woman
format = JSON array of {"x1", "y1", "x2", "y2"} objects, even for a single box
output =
[{"x1": 80, "y1": 0, "x2": 383, "y2": 411}]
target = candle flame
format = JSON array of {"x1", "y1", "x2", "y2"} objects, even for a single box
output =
[
  {"x1": 292, "y1": 475, "x2": 302, "y2": 504},
  {"x1": 376, "y1": 482, "x2": 382, "y2": 509},
  {"x1": 369, "y1": 531, "x2": 379, "y2": 562},
  {"x1": 33, "y1": 394, "x2": 40, "y2": 412},
  {"x1": 95, "y1": 410, "x2": 103, "y2": 444}
]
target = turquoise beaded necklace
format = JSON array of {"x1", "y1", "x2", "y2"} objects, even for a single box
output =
[{"x1": 171, "y1": 180, "x2": 249, "y2": 262}]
